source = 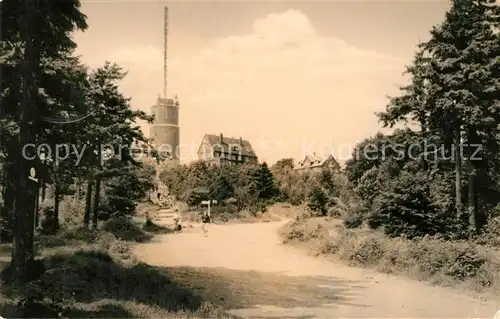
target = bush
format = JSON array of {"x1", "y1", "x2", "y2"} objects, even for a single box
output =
[
  {"x1": 249, "y1": 201, "x2": 268, "y2": 215},
  {"x1": 279, "y1": 217, "x2": 500, "y2": 291},
  {"x1": 61, "y1": 227, "x2": 104, "y2": 243},
  {"x1": 307, "y1": 187, "x2": 328, "y2": 216},
  {"x1": 476, "y1": 215, "x2": 500, "y2": 247},
  {"x1": 368, "y1": 171, "x2": 453, "y2": 238},
  {"x1": 102, "y1": 217, "x2": 152, "y2": 242},
  {"x1": 59, "y1": 199, "x2": 86, "y2": 230},
  {"x1": 279, "y1": 217, "x2": 338, "y2": 244},
  {"x1": 39, "y1": 206, "x2": 57, "y2": 235},
  {"x1": 343, "y1": 213, "x2": 363, "y2": 229},
  {"x1": 143, "y1": 219, "x2": 172, "y2": 234}
]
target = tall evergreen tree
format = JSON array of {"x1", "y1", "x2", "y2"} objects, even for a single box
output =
[
  {"x1": 422, "y1": 0, "x2": 500, "y2": 232},
  {"x1": 0, "y1": 0, "x2": 88, "y2": 282},
  {"x1": 257, "y1": 162, "x2": 278, "y2": 200},
  {"x1": 378, "y1": 0, "x2": 500, "y2": 233}
]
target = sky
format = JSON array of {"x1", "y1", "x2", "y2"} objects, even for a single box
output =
[{"x1": 74, "y1": 0, "x2": 450, "y2": 165}]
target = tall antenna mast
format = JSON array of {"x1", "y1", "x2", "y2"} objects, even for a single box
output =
[{"x1": 163, "y1": 6, "x2": 168, "y2": 98}]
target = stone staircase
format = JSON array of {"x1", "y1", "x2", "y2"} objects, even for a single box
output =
[
  {"x1": 152, "y1": 182, "x2": 174, "y2": 209},
  {"x1": 150, "y1": 182, "x2": 178, "y2": 223}
]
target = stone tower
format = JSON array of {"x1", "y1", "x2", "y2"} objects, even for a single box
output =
[
  {"x1": 149, "y1": 7, "x2": 180, "y2": 165},
  {"x1": 150, "y1": 96, "x2": 180, "y2": 164}
]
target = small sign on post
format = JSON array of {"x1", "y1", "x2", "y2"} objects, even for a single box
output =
[
  {"x1": 200, "y1": 200, "x2": 217, "y2": 217},
  {"x1": 28, "y1": 167, "x2": 38, "y2": 183}
]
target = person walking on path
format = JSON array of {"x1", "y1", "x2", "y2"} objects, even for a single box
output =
[
  {"x1": 172, "y1": 209, "x2": 180, "y2": 231},
  {"x1": 201, "y1": 210, "x2": 210, "y2": 236}
]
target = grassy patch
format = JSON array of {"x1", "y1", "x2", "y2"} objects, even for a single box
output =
[
  {"x1": 102, "y1": 217, "x2": 153, "y2": 242},
  {"x1": 0, "y1": 217, "x2": 232, "y2": 318},
  {"x1": 280, "y1": 217, "x2": 500, "y2": 292}
]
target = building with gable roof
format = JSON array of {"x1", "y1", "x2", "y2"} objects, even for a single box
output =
[
  {"x1": 197, "y1": 133, "x2": 258, "y2": 165},
  {"x1": 295, "y1": 153, "x2": 340, "y2": 174}
]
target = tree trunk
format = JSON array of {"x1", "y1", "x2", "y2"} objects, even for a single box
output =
[
  {"x1": 454, "y1": 124, "x2": 463, "y2": 218},
  {"x1": 11, "y1": 0, "x2": 39, "y2": 284},
  {"x1": 83, "y1": 178, "x2": 93, "y2": 228},
  {"x1": 0, "y1": 171, "x2": 5, "y2": 202},
  {"x1": 0, "y1": 168, "x2": 15, "y2": 243},
  {"x1": 91, "y1": 144, "x2": 102, "y2": 229},
  {"x1": 34, "y1": 185, "x2": 40, "y2": 230},
  {"x1": 74, "y1": 177, "x2": 81, "y2": 204},
  {"x1": 74, "y1": 178, "x2": 78, "y2": 205},
  {"x1": 53, "y1": 182, "x2": 60, "y2": 234},
  {"x1": 468, "y1": 161, "x2": 478, "y2": 233},
  {"x1": 466, "y1": 129, "x2": 485, "y2": 233},
  {"x1": 92, "y1": 176, "x2": 101, "y2": 229},
  {"x1": 41, "y1": 181, "x2": 46, "y2": 201},
  {"x1": 0, "y1": 3, "x2": 5, "y2": 242}
]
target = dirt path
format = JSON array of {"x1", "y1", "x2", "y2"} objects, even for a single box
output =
[{"x1": 134, "y1": 221, "x2": 499, "y2": 318}]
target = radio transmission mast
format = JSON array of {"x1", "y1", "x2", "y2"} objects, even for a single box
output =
[{"x1": 163, "y1": 6, "x2": 168, "y2": 98}]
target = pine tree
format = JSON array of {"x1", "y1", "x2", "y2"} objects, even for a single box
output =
[
  {"x1": 378, "y1": 0, "x2": 500, "y2": 233},
  {"x1": 308, "y1": 186, "x2": 328, "y2": 216},
  {"x1": 257, "y1": 162, "x2": 278, "y2": 200},
  {"x1": 422, "y1": 0, "x2": 500, "y2": 232}
]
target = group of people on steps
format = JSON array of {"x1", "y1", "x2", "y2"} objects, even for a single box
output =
[
  {"x1": 155, "y1": 183, "x2": 210, "y2": 235},
  {"x1": 172, "y1": 208, "x2": 211, "y2": 236}
]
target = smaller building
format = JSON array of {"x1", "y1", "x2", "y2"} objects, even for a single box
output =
[
  {"x1": 197, "y1": 133, "x2": 258, "y2": 165},
  {"x1": 295, "y1": 153, "x2": 340, "y2": 174}
]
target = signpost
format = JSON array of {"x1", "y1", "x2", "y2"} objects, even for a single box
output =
[
  {"x1": 28, "y1": 167, "x2": 39, "y2": 231},
  {"x1": 201, "y1": 199, "x2": 217, "y2": 217}
]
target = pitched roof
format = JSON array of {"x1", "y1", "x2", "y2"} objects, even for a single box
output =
[
  {"x1": 296, "y1": 154, "x2": 339, "y2": 170},
  {"x1": 202, "y1": 134, "x2": 257, "y2": 158}
]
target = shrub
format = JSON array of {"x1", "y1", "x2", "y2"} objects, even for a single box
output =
[
  {"x1": 39, "y1": 206, "x2": 57, "y2": 235},
  {"x1": 279, "y1": 217, "x2": 337, "y2": 244},
  {"x1": 343, "y1": 213, "x2": 363, "y2": 229},
  {"x1": 143, "y1": 219, "x2": 172, "y2": 234},
  {"x1": 368, "y1": 171, "x2": 452, "y2": 238},
  {"x1": 58, "y1": 199, "x2": 86, "y2": 230},
  {"x1": 307, "y1": 186, "x2": 328, "y2": 216},
  {"x1": 102, "y1": 217, "x2": 152, "y2": 242},
  {"x1": 476, "y1": 215, "x2": 500, "y2": 247},
  {"x1": 280, "y1": 217, "x2": 500, "y2": 290},
  {"x1": 61, "y1": 227, "x2": 103, "y2": 243}
]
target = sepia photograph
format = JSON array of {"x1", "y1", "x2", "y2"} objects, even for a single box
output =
[{"x1": 0, "y1": 0, "x2": 500, "y2": 318}]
